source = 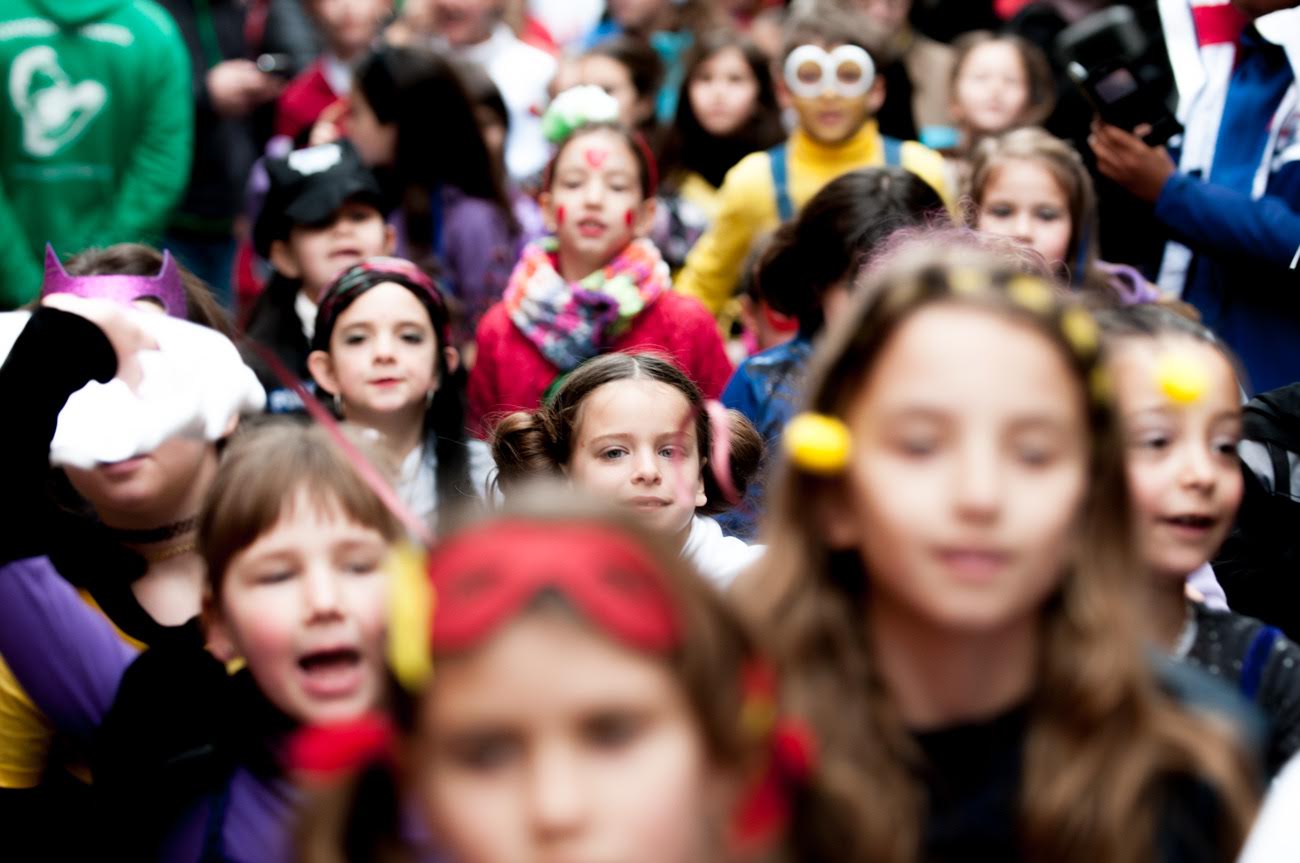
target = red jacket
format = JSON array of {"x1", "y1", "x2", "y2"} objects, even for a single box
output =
[
  {"x1": 468, "y1": 292, "x2": 733, "y2": 437},
  {"x1": 275, "y1": 60, "x2": 344, "y2": 141}
]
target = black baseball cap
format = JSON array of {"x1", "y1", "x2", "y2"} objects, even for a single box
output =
[{"x1": 253, "y1": 140, "x2": 389, "y2": 259}]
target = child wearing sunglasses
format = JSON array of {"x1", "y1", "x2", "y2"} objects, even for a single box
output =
[{"x1": 673, "y1": 2, "x2": 953, "y2": 319}]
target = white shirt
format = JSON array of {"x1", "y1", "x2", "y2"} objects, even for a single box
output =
[
  {"x1": 458, "y1": 24, "x2": 556, "y2": 180},
  {"x1": 294, "y1": 290, "x2": 317, "y2": 344},
  {"x1": 681, "y1": 515, "x2": 765, "y2": 589},
  {"x1": 396, "y1": 438, "x2": 495, "y2": 534}
]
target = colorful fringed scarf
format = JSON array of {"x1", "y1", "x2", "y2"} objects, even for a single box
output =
[{"x1": 503, "y1": 237, "x2": 672, "y2": 371}]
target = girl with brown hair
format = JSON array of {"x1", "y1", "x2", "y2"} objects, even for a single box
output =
[{"x1": 737, "y1": 238, "x2": 1259, "y2": 862}]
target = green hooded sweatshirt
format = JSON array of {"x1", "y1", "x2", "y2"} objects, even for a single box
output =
[{"x1": 0, "y1": 0, "x2": 193, "y2": 307}]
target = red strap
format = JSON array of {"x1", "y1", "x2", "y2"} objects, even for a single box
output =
[{"x1": 1192, "y1": 4, "x2": 1248, "y2": 47}]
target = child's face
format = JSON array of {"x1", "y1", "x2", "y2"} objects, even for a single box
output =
[
  {"x1": 308, "y1": 281, "x2": 444, "y2": 426},
  {"x1": 414, "y1": 610, "x2": 723, "y2": 863},
  {"x1": 542, "y1": 129, "x2": 655, "y2": 276},
  {"x1": 311, "y1": 0, "x2": 389, "y2": 58},
  {"x1": 566, "y1": 379, "x2": 706, "y2": 542},
  {"x1": 608, "y1": 0, "x2": 673, "y2": 32},
  {"x1": 348, "y1": 89, "x2": 398, "y2": 167},
  {"x1": 976, "y1": 160, "x2": 1073, "y2": 269},
  {"x1": 825, "y1": 304, "x2": 1088, "y2": 633},
  {"x1": 1111, "y1": 338, "x2": 1243, "y2": 581},
  {"x1": 576, "y1": 55, "x2": 650, "y2": 129},
  {"x1": 786, "y1": 41, "x2": 883, "y2": 145},
  {"x1": 206, "y1": 488, "x2": 392, "y2": 725},
  {"x1": 952, "y1": 42, "x2": 1030, "y2": 136},
  {"x1": 688, "y1": 46, "x2": 760, "y2": 138},
  {"x1": 429, "y1": 0, "x2": 497, "y2": 47},
  {"x1": 274, "y1": 201, "x2": 394, "y2": 301}
]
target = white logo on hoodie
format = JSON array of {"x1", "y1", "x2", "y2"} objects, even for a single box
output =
[{"x1": 9, "y1": 45, "x2": 106, "y2": 158}]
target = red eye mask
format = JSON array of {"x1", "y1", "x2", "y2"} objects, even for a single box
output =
[{"x1": 428, "y1": 520, "x2": 680, "y2": 654}]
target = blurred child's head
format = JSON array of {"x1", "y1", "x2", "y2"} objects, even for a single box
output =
[
  {"x1": 408, "y1": 500, "x2": 765, "y2": 863},
  {"x1": 968, "y1": 127, "x2": 1097, "y2": 283},
  {"x1": 758, "y1": 167, "x2": 947, "y2": 334},
  {"x1": 308, "y1": 257, "x2": 457, "y2": 433},
  {"x1": 578, "y1": 36, "x2": 665, "y2": 135},
  {"x1": 352, "y1": 44, "x2": 506, "y2": 212},
  {"x1": 453, "y1": 58, "x2": 510, "y2": 172},
  {"x1": 255, "y1": 141, "x2": 395, "y2": 302},
  {"x1": 779, "y1": 4, "x2": 886, "y2": 145},
  {"x1": 202, "y1": 421, "x2": 403, "y2": 725},
  {"x1": 308, "y1": 0, "x2": 391, "y2": 60},
  {"x1": 429, "y1": 0, "x2": 499, "y2": 48},
  {"x1": 949, "y1": 32, "x2": 1054, "y2": 139},
  {"x1": 493, "y1": 353, "x2": 762, "y2": 544},
  {"x1": 541, "y1": 97, "x2": 660, "y2": 277},
  {"x1": 682, "y1": 31, "x2": 776, "y2": 140},
  {"x1": 1097, "y1": 305, "x2": 1244, "y2": 583},
  {"x1": 607, "y1": 0, "x2": 712, "y2": 35},
  {"x1": 51, "y1": 245, "x2": 235, "y2": 528},
  {"x1": 853, "y1": 0, "x2": 913, "y2": 37}
]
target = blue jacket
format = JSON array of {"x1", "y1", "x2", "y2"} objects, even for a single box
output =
[{"x1": 1155, "y1": 17, "x2": 1300, "y2": 393}]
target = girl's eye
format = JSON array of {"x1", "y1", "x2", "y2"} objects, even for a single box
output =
[
  {"x1": 343, "y1": 332, "x2": 366, "y2": 346},
  {"x1": 1035, "y1": 208, "x2": 1062, "y2": 221},
  {"x1": 447, "y1": 733, "x2": 521, "y2": 772},
  {"x1": 600, "y1": 448, "x2": 628, "y2": 461},
  {"x1": 658, "y1": 446, "x2": 681, "y2": 459},
  {"x1": 1015, "y1": 445, "x2": 1054, "y2": 467},
  {"x1": 1138, "y1": 434, "x2": 1171, "y2": 451},
  {"x1": 898, "y1": 437, "x2": 938, "y2": 457},
  {"x1": 986, "y1": 204, "x2": 1013, "y2": 218},
  {"x1": 400, "y1": 330, "x2": 426, "y2": 345},
  {"x1": 1213, "y1": 437, "x2": 1241, "y2": 457},
  {"x1": 583, "y1": 711, "x2": 644, "y2": 750},
  {"x1": 254, "y1": 569, "x2": 295, "y2": 586},
  {"x1": 344, "y1": 557, "x2": 382, "y2": 576}
]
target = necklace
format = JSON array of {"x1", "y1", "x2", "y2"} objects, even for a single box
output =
[
  {"x1": 140, "y1": 540, "x2": 198, "y2": 565},
  {"x1": 105, "y1": 516, "x2": 200, "y2": 545}
]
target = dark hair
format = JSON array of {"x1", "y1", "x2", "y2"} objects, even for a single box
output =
[
  {"x1": 310, "y1": 264, "x2": 475, "y2": 530},
  {"x1": 62, "y1": 244, "x2": 235, "y2": 339},
  {"x1": 491, "y1": 352, "x2": 763, "y2": 516},
  {"x1": 355, "y1": 45, "x2": 515, "y2": 253},
  {"x1": 453, "y1": 57, "x2": 509, "y2": 134},
  {"x1": 758, "y1": 168, "x2": 948, "y2": 333},
  {"x1": 781, "y1": 2, "x2": 884, "y2": 62},
  {"x1": 951, "y1": 31, "x2": 1056, "y2": 130},
  {"x1": 547, "y1": 122, "x2": 659, "y2": 199},
  {"x1": 585, "y1": 35, "x2": 665, "y2": 143},
  {"x1": 658, "y1": 30, "x2": 785, "y2": 191}
]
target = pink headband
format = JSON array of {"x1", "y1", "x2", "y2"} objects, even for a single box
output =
[{"x1": 41, "y1": 245, "x2": 188, "y2": 319}]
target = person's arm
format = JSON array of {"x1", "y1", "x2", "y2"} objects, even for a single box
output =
[
  {"x1": 101, "y1": 14, "x2": 194, "y2": 244},
  {"x1": 0, "y1": 557, "x2": 137, "y2": 748},
  {"x1": 1259, "y1": 632, "x2": 1300, "y2": 778},
  {"x1": 675, "y1": 156, "x2": 772, "y2": 318},
  {"x1": 721, "y1": 362, "x2": 762, "y2": 425},
  {"x1": 1153, "y1": 174, "x2": 1300, "y2": 270},
  {"x1": 0, "y1": 308, "x2": 117, "y2": 562}
]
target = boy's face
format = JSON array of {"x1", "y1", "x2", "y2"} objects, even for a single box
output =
[
  {"x1": 271, "y1": 200, "x2": 395, "y2": 301},
  {"x1": 430, "y1": 0, "x2": 499, "y2": 48},
  {"x1": 784, "y1": 41, "x2": 885, "y2": 145},
  {"x1": 311, "y1": 0, "x2": 390, "y2": 58}
]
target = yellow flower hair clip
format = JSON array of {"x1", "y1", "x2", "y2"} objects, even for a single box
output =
[
  {"x1": 949, "y1": 267, "x2": 985, "y2": 297},
  {"x1": 1156, "y1": 351, "x2": 1211, "y2": 404},
  {"x1": 1007, "y1": 276, "x2": 1055, "y2": 315},
  {"x1": 1089, "y1": 365, "x2": 1113, "y2": 406},
  {"x1": 784, "y1": 412, "x2": 851, "y2": 475},
  {"x1": 1060, "y1": 306, "x2": 1099, "y2": 358},
  {"x1": 386, "y1": 542, "x2": 435, "y2": 692}
]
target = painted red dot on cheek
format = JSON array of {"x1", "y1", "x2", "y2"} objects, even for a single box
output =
[
  {"x1": 556, "y1": 205, "x2": 566, "y2": 227},
  {"x1": 625, "y1": 208, "x2": 635, "y2": 228}
]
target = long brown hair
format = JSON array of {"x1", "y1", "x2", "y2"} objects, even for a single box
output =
[{"x1": 737, "y1": 240, "x2": 1258, "y2": 862}]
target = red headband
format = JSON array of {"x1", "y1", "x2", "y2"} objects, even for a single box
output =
[{"x1": 429, "y1": 520, "x2": 679, "y2": 653}]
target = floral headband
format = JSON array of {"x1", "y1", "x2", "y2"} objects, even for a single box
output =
[
  {"x1": 541, "y1": 85, "x2": 660, "y2": 196},
  {"x1": 785, "y1": 269, "x2": 1107, "y2": 475},
  {"x1": 311, "y1": 257, "x2": 451, "y2": 352}
]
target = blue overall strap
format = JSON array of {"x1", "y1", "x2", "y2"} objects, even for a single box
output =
[
  {"x1": 1240, "y1": 625, "x2": 1281, "y2": 701},
  {"x1": 768, "y1": 143, "x2": 794, "y2": 223},
  {"x1": 882, "y1": 135, "x2": 903, "y2": 167}
]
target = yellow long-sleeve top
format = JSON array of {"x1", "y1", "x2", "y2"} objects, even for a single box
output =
[{"x1": 674, "y1": 120, "x2": 953, "y2": 317}]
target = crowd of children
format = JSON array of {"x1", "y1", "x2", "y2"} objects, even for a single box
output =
[{"x1": 3, "y1": 0, "x2": 1300, "y2": 860}]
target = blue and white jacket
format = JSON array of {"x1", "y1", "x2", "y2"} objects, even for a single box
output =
[{"x1": 1156, "y1": 1, "x2": 1300, "y2": 392}]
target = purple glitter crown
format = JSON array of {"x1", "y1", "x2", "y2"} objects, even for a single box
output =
[{"x1": 41, "y1": 245, "x2": 188, "y2": 319}]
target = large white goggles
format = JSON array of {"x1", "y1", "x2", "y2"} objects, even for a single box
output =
[{"x1": 783, "y1": 44, "x2": 876, "y2": 99}]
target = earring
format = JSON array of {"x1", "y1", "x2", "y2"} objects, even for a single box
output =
[
  {"x1": 333, "y1": 393, "x2": 343, "y2": 415},
  {"x1": 425, "y1": 389, "x2": 435, "y2": 409}
]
